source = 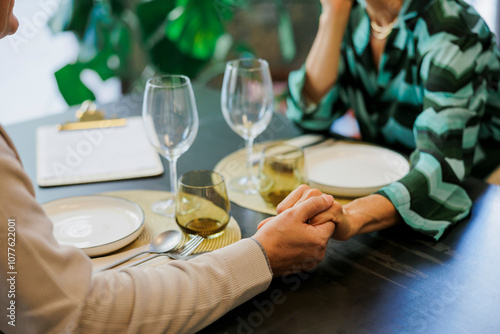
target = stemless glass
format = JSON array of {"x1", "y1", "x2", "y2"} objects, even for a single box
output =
[
  {"x1": 176, "y1": 170, "x2": 230, "y2": 239},
  {"x1": 258, "y1": 144, "x2": 305, "y2": 207},
  {"x1": 221, "y1": 58, "x2": 274, "y2": 194},
  {"x1": 142, "y1": 75, "x2": 199, "y2": 217}
]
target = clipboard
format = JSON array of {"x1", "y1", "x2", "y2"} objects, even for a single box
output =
[
  {"x1": 58, "y1": 100, "x2": 128, "y2": 131},
  {"x1": 37, "y1": 102, "x2": 164, "y2": 187}
]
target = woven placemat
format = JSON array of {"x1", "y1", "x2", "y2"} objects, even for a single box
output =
[
  {"x1": 214, "y1": 140, "x2": 354, "y2": 215},
  {"x1": 98, "y1": 190, "x2": 241, "y2": 256}
]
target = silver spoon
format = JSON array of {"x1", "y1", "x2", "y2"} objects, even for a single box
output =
[{"x1": 94, "y1": 230, "x2": 182, "y2": 272}]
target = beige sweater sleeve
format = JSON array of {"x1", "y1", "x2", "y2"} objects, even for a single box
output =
[{"x1": 0, "y1": 126, "x2": 272, "y2": 334}]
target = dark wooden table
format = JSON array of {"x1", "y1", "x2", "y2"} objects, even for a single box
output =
[{"x1": 6, "y1": 84, "x2": 500, "y2": 334}]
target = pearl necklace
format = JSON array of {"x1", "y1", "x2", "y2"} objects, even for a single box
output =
[{"x1": 370, "y1": 19, "x2": 396, "y2": 40}]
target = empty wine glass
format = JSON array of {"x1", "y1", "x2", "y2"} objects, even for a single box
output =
[
  {"x1": 143, "y1": 75, "x2": 199, "y2": 216},
  {"x1": 221, "y1": 58, "x2": 274, "y2": 194}
]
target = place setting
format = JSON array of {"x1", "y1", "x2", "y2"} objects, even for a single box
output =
[
  {"x1": 215, "y1": 58, "x2": 411, "y2": 214},
  {"x1": 41, "y1": 74, "x2": 241, "y2": 271},
  {"x1": 42, "y1": 184, "x2": 241, "y2": 272}
]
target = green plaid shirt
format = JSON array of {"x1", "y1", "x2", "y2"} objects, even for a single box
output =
[{"x1": 287, "y1": 0, "x2": 500, "y2": 240}]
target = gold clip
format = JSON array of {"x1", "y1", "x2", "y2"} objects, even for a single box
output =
[{"x1": 58, "y1": 100, "x2": 127, "y2": 131}]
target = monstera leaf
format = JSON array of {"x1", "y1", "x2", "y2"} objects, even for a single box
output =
[
  {"x1": 165, "y1": 0, "x2": 226, "y2": 60},
  {"x1": 53, "y1": 2, "x2": 132, "y2": 105},
  {"x1": 48, "y1": 0, "x2": 94, "y2": 39},
  {"x1": 50, "y1": 0, "x2": 298, "y2": 106}
]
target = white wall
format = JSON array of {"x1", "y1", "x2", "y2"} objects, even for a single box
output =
[
  {"x1": 465, "y1": 0, "x2": 497, "y2": 31},
  {"x1": 0, "y1": 0, "x2": 121, "y2": 126}
]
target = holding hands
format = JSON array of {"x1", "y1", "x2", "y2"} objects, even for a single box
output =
[
  {"x1": 276, "y1": 185, "x2": 354, "y2": 241},
  {"x1": 253, "y1": 185, "x2": 355, "y2": 277},
  {"x1": 255, "y1": 184, "x2": 401, "y2": 278}
]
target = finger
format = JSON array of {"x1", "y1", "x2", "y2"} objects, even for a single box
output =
[
  {"x1": 257, "y1": 217, "x2": 274, "y2": 230},
  {"x1": 308, "y1": 199, "x2": 343, "y2": 226},
  {"x1": 277, "y1": 185, "x2": 325, "y2": 215},
  {"x1": 276, "y1": 184, "x2": 311, "y2": 214},
  {"x1": 295, "y1": 188, "x2": 324, "y2": 207},
  {"x1": 314, "y1": 221, "x2": 336, "y2": 238},
  {"x1": 289, "y1": 194, "x2": 333, "y2": 223}
]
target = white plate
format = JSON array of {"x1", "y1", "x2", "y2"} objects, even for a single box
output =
[
  {"x1": 42, "y1": 195, "x2": 145, "y2": 257},
  {"x1": 306, "y1": 144, "x2": 410, "y2": 197}
]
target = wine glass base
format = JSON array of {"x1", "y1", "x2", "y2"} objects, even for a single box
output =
[
  {"x1": 152, "y1": 198, "x2": 175, "y2": 217},
  {"x1": 229, "y1": 175, "x2": 259, "y2": 194}
]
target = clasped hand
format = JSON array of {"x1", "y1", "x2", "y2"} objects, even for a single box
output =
[{"x1": 253, "y1": 185, "x2": 352, "y2": 277}]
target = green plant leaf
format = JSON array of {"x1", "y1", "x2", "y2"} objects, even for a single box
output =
[
  {"x1": 48, "y1": 0, "x2": 94, "y2": 39},
  {"x1": 110, "y1": 23, "x2": 132, "y2": 76},
  {"x1": 233, "y1": 42, "x2": 256, "y2": 58},
  {"x1": 76, "y1": 3, "x2": 131, "y2": 80},
  {"x1": 136, "y1": 0, "x2": 176, "y2": 41},
  {"x1": 85, "y1": 49, "x2": 116, "y2": 81},
  {"x1": 149, "y1": 37, "x2": 207, "y2": 77},
  {"x1": 165, "y1": 1, "x2": 225, "y2": 60},
  {"x1": 276, "y1": 1, "x2": 296, "y2": 62},
  {"x1": 54, "y1": 63, "x2": 95, "y2": 106},
  {"x1": 78, "y1": 3, "x2": 114, "y2": 63},
  {"x1": 49, "y1": 0, "x2": 297, "y2": 107},
  {"x1": 110, "y1": 0, "x2": 126, "y2": 15}
]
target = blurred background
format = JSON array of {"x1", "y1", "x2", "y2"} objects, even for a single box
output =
[{"x1": 0, "y1": 0, "x2": 498, "y2": 126}]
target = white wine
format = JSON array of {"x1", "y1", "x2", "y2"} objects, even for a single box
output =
[
  {"x1": 176, "y1": 171, "x2": 231, "y2": 238},
  {"x1": 176, "y1": 217, "x2": 228, "y2": 238},
  {"x1": 259, "y1": 189, "x2": 295, "y2": 207},
  {"x1": 258, "y1": 144, "x2": 305, "y2": 207}
]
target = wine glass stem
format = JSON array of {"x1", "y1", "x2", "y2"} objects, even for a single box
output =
[
  {"x1": 168, "y1": 157, "x2": 178, "y2": 195},
  {"x1": 246, "y1": 137, "x2": 255, "y2": 179}
]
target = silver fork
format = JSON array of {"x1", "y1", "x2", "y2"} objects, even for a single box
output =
[{"x1": 123, "y1": 235, "x2": 205, "y2": 268}]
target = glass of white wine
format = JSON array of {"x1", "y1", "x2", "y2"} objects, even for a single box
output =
[
  {"x1": 176, "y1": 170, "x2": 230, "y2": 239},
  {"x1": 142, "y1": 75, "x2": 199, "y2": 217},
  {"x1": 258, "y1": 144, "x2": 305, "y2": 207},
  {"x1": 221, "y1": 58, "x2": 274, "y2": 194}
]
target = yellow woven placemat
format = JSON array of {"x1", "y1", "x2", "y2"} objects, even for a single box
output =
[
  {"x1": 99, "y1": 190, "x2": 241, "y2": 256},
  {"x1": 214, "y1": 140, "x2": 354, "y2": 215}
]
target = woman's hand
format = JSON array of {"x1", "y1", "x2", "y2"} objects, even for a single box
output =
[
  {"x1": 258, "y1": 185, "x2": 356, "y2": 241},
  {"x1": 262, "y1": 184, "x2": 403, "y2": 242}
]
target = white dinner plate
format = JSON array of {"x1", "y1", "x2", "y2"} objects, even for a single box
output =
[
  {"x1": 42, "y1": 195, "x2": 145, "y2": 257},
  {"x1": 306, "y1": 144, "x2": 410, "y2": 197}
]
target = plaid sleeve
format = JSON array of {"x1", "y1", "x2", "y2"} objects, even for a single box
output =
[
  {"x1": 377, "y1": 27, "x2": 490, "y2": 240},
  {"x1": 286, "y1": 56, "x2": 351, "y2": 131}
]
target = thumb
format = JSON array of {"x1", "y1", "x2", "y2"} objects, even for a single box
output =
[{"x1": 289, "y1": 194, "x2": 333, "y2": 223}]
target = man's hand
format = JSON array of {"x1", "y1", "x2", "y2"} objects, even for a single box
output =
[
  {"x1": 275, "y1": 184, "x2": 355, "y2": 241},
  {"x1": 270, "y1": 185, "x2": 402, "y2": 242},
  {"x1": 253, "y1": 194, "x2": 335, "y2": 277}
]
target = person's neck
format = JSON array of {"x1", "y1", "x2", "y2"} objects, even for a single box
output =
[{"x1": 365, "y1": 0, "x2": 403, "y2": 26}]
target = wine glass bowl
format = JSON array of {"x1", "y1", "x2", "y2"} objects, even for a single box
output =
[
  {"x1": 221, "y1": 58, "x2": 274, "y2": 194},
  {"x1": 143, "y1": 75, "x2": 199, "y2": 216}
]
